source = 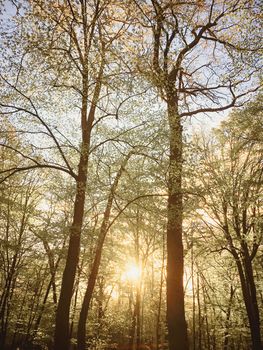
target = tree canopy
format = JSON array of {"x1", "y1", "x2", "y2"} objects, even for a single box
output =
[{"x1": 0, "y1": 1, "x2": 262, "y2": 350}]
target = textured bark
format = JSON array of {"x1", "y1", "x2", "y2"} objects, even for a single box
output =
[
  {"x1": 53, "y1": 70, "x2": 92, "y2": 350},
  {"x1": 53, "y1": 167, "x2": 88, "y2": 350},
  {"x1": 166, "y1": 94, "x2": 188, "y2": 350}
]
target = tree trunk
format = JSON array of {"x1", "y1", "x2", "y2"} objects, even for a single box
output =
[
  {"x1": 166, "y1": 94, "x2": 188, "y2": 350},
  {"x1": 54, "y1": 45, "x2": 105, "y2": 348},
  {"x1": 77, "y1": 155, "x2": 131, "y2": 350},
  {"x1": 191, "y1": 239, "x2": 196, "y2": 350},
  {"x1": 226, "y1": 232, "x2": 262, "y2": 350},
  {"x1": 196, "y1": 273, "x2": 202, "y2": 350},
  {"x1": 53, "y1": 70, "x2": 91, "y2": 350},
  {"x1": 156, "y1": 228, "x2": 165, "y2": 350},
  {"x1": 53, "y1": 167, "x2": 88, "y2": 350},
  {"x1": 241, "y1": 260, "x2": 262, "y2": 350},
  {"x1": 223, "y1": 286, "x2": 235, "y2": 350}
]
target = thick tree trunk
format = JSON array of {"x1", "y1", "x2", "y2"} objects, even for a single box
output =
[
  {"x1": 244, "y1": 259, "x2": 262, "y2": 350},
  {"x1": 53, "y1": 173, "x2": 87, "y2": 350},
  {"x1": 53, "y1": 70, "x2": 91, "y2": 349},
  {"x1": 240, "y1": 260, "x2": 262, "y2": 350},
  {"x1": 166, "y1": 95, "x2": 188, "y2": 350}
]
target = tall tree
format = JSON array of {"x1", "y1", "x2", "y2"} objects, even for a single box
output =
[
  {"x1": 0, "y1": 1, "x2": 131, "y2": 348},
  {"x1": 131, "y1": 1, "x2": 261, "y2": 348}
]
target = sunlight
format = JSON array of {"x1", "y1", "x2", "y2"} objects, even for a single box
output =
[
  {"x1": 121, "y1": 262, "x2": 142, "y2": 284},
  {"x1": 105, "y1": 285, "x2": 119, "y2": 300},
  {"x1": 184, "y1": 267, "x2": 193, "y2": 294}
]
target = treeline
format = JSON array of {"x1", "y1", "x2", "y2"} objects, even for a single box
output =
[{"x1": 0, "y1": 1, "x2": 262, "y2": 350}]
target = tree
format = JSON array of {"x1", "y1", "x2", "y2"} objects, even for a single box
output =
[
  {"x1": 77, "y1": 151, "x2": 134, "y2": 350},
  {"x1": 0, "y1": 1, "x2": 262, "y2": 349},
  {"x1": 0, "y1": 1, "x2": 132, "y2": 348},
  {"x1": 193, "y1": 98, "x2": 262, "y2": 349},
  {"x1": 130, "y1": 1, "x2": 261, "y2": 348}
]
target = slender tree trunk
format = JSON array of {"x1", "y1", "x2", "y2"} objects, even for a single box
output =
[
  {"x1": 23, "y1": 268, "x2": 46, "y2": 349},
  {"x1": 166, "y1": 94, "x2": 188, "y2": 350},
  {"x1": 191, "y1": 240, "x2": 196, "y2": 350},
  {"x1": 135, "y1": 286, "x2": 141, "y2": 350},
  {"x1": 135, "y1": 208, "x2": 141, "y2": 350},
  {"x1": 156, "y1": 228, "x2": 165, "y2": 350},
  {"x1": 223, "y1": 286, "x2": 235, "y2": 350},
  {"x1": 33, "y1": 276, "x2": 53, "y2": 338},
  {"x1": 223, "y1": 206, "x2": 262, "y2": 350},
  {"x1": 0, "y1": 252, "x2": 19, "y2": 349},
  {"x1": 77, "y1": 155, "x2": 130, "y2": 350},
  {"x1": 196, "y1": 273, "x2": 202, "y2": 350},
  {"x1": 11, "y1": 279, "x2": 30, "y2": 349},
  {"x1": 97, "y1": 277, "x2": 105, "y2": 335},
  {"x1": 228, "y1": 243, "x2": 262, "y2": 350},
  {"x1": 201, "y1": 281, "x2": 209, "y2": 350}
]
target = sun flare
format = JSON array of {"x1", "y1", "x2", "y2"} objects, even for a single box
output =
[{"x1": 121, "y1": 262, "x2": 142, "y2": 283}]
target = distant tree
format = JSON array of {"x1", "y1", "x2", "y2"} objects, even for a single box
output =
[{"x1": 194, "y1": 98, "x2": 263, "y2": 349}]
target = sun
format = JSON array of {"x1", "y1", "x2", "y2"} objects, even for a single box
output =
[{"x1": 121, "y1": 262, "x2": 142, "y2": 283}]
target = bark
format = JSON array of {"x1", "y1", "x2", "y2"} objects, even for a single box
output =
[
  {"x1": 53, "y1": 73, "x2": 92, "y2": 350},
  {"x1": 53, "y1": 149, "x2": 88, "y2": 350},
  {"x1": 166, "y1": 93, "x2": 188, "y2": 350}
]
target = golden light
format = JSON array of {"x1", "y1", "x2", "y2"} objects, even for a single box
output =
[
  {"x1": 121, "y1": 262, "x2": 142, "y2": 283},
  {"x1": 105, "y1": 285, "x2": 119, "y2": 300},
  {"x1": 184, "y1": 267, "x2": 193, "y2": 294}
]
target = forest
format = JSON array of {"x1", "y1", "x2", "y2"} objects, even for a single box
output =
[{"x1": 0, "y1": 0, "x2": 262, "y2": 350}]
